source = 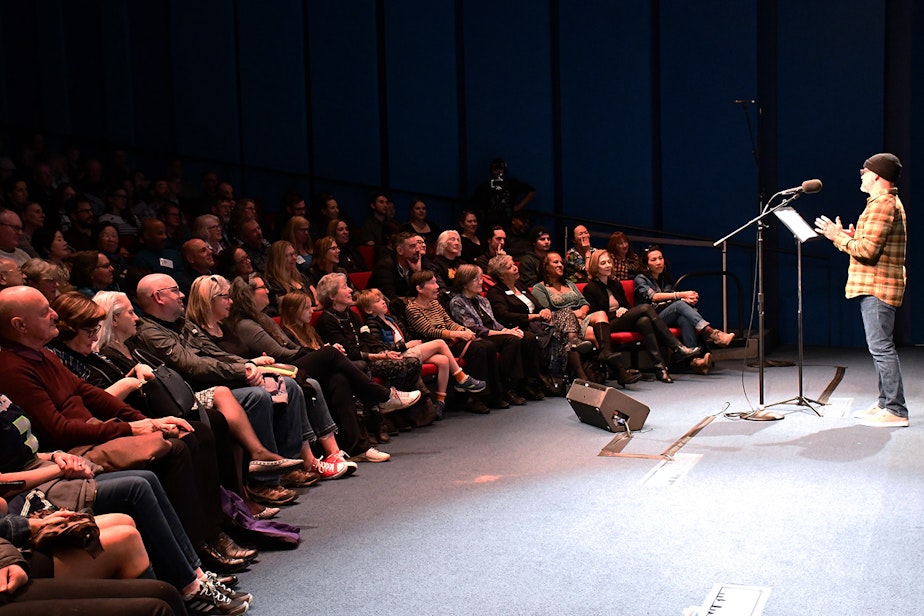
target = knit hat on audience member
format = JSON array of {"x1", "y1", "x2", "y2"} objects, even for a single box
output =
[
  {"x1": 863, "y1": 153, "x2": 902, "y2": 183},
  {"x1": 528, "y1": 226, "x2": 549, "y2": 245}
]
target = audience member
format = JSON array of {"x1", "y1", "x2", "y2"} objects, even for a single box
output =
[
  {"x1": 66, "y1": 250, "x2": 118, "y2": 297},
  {"x1": 360, "y1": 192, "x2": 398, "y2": 256},
  {"x1": 517, "y1": 226, "x2": 551, "y2": 287},
  {"x1": 368, "y1": 231, "x2": 427, "y2": 300},
  {"x1": 0, "y1": 209, "x2": 31, "y2": 266},
  {"x1": 21, "y1": 258, "x2": 65, "y2": 301},
  {"x1": 308, "y1": 192, "x2": 342, "y2": 242},
  {"x1": 458, "y1": 210, "x2": 483, "y2": 264},
  {"x1": 217, "y1": 246, "x2": 254, "y2": 282},
  {"x1": 326, "y1": 218, "x2": 367, "y2": 273},
  {"x1": 607, "y1": 231, "x2": 641, "y2": 280},
  {"x1": 94, "y1": 222, "x2": 129, "y2": 286},
  {"x1": 31, "y1": 226, "x2": 72, "y2": 267},
  {"x1": 565, "y1": 225, "x2": 596, "y2": 283},
  {"x1": 99, "y1": 186, "x2": 139, "y2": 239},
  {"x1": 176, "y1": 239, "x2": 216, "y2": 295},
  {"x1": 18, "y1": 202, "x2": 44, "y2": 257},
  {"x1": 401, "y1": 199, "x2": 441, "y2": 255},
  {"x1": 264, "y1": 240, "x2": 316, "y2": 315},
  {"x1": 236, "y1": 219, "x2": 270, "y2": 274},
  {"x1": 280, "y1": 215, "x2": 313, "y2": 274},
  {"x1": 474, "y1": 225, "x2": 507, "y2": 271},
  {"x1": 0, "y1": 257, "x2": 24, "y2": 290},
  {"x1": 62, "y1": 196, "x2": 96, "y2": 252},
  {"x1": 470, "y1": 158, "x2": 536, "y2": 230},
  {"x1": 157, "y1": 202, "x2": 192, "y2": 250},
  {"x1": 193, "y1": 214, "x2": 228, "y2": 256},
  {"x1": 131, "y1": 219, "x2": 183, "y2": 278},
  {"x1": 505, "y1": 212, "x2": 532, "y2": 259},
  {"x1": 306, "y1": 236, "x2": 350, "y2": 288}
]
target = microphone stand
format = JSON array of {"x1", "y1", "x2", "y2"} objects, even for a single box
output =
[{"x1": 714, "y1": 192, "x2": 805, "y2": 421}]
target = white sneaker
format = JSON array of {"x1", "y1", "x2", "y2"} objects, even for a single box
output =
[
  {"x1": 350, "y1": 447, "x2": 391, "y2": 463},
  {"x1": 378, "y1": 388, "x2": 421, "y2": 413},
  {"x1": 857, "y1": 408, "x2": 909, "y2": 428},
  {"x1": 853, "y1": 403, "x2": 883, "y2": 419}
]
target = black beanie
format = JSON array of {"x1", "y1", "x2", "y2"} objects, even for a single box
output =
[{"x1": 863, "y1": 153, "x2": 902, "y2": 183}]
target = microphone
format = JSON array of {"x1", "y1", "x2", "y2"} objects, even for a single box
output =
[{"x1": 780, "y1": 179, "x2": 823, "y2": 195}]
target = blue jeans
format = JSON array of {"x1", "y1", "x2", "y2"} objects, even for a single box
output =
[
  {"x1": 231, "y1": 386, "x2": 279, "y2": 452},
  {"x1": 300, "y1": 377, "x2": 338, "y2": 441},
  {"x1": 859, "y1": 295, "x2": 907, "y2": 417},
  {"x1": 658, "y1": 301, "x2": 708, "y2": 348},
  {"x1": 95, "y1": 470, "x2": 200, "y2": 590}
]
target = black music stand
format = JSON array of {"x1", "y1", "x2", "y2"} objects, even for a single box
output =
[{"x1": 764, "y1": 205, "x2": 824, "y2": 414}]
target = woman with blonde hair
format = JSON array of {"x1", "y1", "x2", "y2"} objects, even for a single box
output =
[
  {"x1": 22, "y1": 258, "x2": 67, "y2": 302},
  {"x1": 280, "y1": 215, "x2": 313, "y2": 274},
  {"x1": 306, "y1": 236, "x2": 352, "y2": 288},
  {"x1": 263, "y1": 240, "x2": 316, "y2": 315}
]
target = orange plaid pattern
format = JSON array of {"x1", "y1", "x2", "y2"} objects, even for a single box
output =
[{"x1": 834, "y1": 189, "x2": 906, "y2": 307}]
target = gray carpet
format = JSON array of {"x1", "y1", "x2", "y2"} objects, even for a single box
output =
[{"x1": 237, "y1": 347, "x2": 924, "y2": 615}]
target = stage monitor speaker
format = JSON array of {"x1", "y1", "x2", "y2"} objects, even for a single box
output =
[{"x1": 566, "y1": 379, "x2": 650, "y2": 432}]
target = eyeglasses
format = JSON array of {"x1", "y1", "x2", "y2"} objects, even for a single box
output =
[
  {"x1": 214, "y1": 293, "x2": 231, "y2": 300},
  {"x1": 0, "y1": 222, "x2": 23, "y2": 232},
  {"x1": 152, "y1": 286, "x2": 180, "y2": 296},
  {"x1": 81, "y1": 324, "x2": 102, "y2": 337},
  {"x1": 252, "y1": 284, "x2": 268, "y2": 291},
  {"x1": 95, "y1": 262, "x2": 113, "y2": 270}
]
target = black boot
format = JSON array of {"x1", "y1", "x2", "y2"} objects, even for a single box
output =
[
  {"x1": 591, "y1": 322, "x2": 622, "y2": 368},
  {"x1": 567, "y1": 350, "x2": 589, "y2": 381}
]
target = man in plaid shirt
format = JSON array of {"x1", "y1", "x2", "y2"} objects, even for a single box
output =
[{"x1": 815, "y1": 153, "x2": 908, "y2": 427}]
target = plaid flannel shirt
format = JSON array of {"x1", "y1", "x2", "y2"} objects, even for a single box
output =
[{"x1": 833, "y1": 189, "x2": 906, "y2": 307}]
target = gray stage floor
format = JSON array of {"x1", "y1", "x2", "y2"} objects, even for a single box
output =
[{"x1": 238, "y1": 346, "x2": 924, "y2": 615}]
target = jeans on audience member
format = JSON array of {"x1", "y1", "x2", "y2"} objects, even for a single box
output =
[
  {"x1": 300, "y1": 376, "x2": 338, "y2": 440},
  {"x1": 658, "y1": 301, "x2": 707, "y2": 348},
  {"x1": 859, "y1": 295, "x2": 907, "y2": 417},
  {"x1": 95, "y1": 470, "x2": 200, "y2": 590},
  {"x1": 232, "y1": 386, "x2": 279, "y2": 452}
]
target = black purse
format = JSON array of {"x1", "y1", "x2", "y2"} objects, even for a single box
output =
[{"x1": 131, "y1": 348, "x2": 206, "y2": 423}]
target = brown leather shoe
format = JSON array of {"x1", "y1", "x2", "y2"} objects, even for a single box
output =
[
  {"x1": 215, "y1": 531, "x2": 258, "y2": 561},
  {"x1": 247, "y1": 483, "x2": 298, "y2": 506},
  {"x1": 280, "y1": 468, "x2": 320, "y2": 488},
  {"x1": 708, "y1": 330, "x2": 735, "y2": 347},
  {"x1": 690, "y1": 353, "x2": 712, "y2": 375}
]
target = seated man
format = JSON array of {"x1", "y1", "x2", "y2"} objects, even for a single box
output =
[
  {"x1": 131, "y1": 218, "x2": 183, "y2": 278},
  {"x1": 175, "y1": 238, "x2": 216, "y2": 296},
  {"x1": 474, "y1": 225, "x2": 507, "y2": 271},
  {"x1": 0, "y1": 285, "x2": 254, "y2": 573},
  {"x1": 368, "y1": 231, "x2": 429, "y2": 301},
  {"x1": 0, "y1": 257, "x2": 24, "y2": 290}
]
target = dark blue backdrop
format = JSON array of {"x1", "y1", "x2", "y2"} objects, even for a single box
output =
[{"x1": 0, "y1": 0, "x2": 917, "y2": 347}]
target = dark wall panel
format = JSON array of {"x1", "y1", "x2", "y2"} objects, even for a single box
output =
[
  {"x1": 383, "y1": 2, "x2": 459, "y2": 211},
  {"x1": 776, "y1": 1, "x2": 885, "y2": 347},
  {"x1": 462, "y1": 0, "x2": 553, "y2": 214},
  {"x1": 100, "y1": 2, "x2": 135, "y2": 146},
  {"x1": 236, "y1": 1, "x2": 309, "y2": 176},
  {"x1": 659, "y1": 1, "x2": 758, "y2": 238},
  {"x1": 34, "y1": 1, "x2": 68, "y2": 137},
  {"x1": 126, "y1": 1, "x2": 174, "y2": 155},
  {"x1": 558, "y1": 2, "x2": 655, "y2": 228},
  {"x1": 306, "y1": 3, "x2": 381, "y2": 192},
  {"x1": 61, "y1": 0, "x2": 106, "y2": 141},
  {"x1": 168, "y1": 0, "x2": 238, "y2": 162}
]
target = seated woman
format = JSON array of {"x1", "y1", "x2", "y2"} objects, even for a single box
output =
[
  {"x1": 264, "y1": 240, "x2": 317, "y2": 316},
  {"x1": 606, "y1": 231, "x2": 642, "y2": 280},
  {"x1": 327, "y1": 218, "x2": 367, "y2": 273},
  {"x1": 485, "y1": 254, "x2": 593, "y2": 389},
  {"x1": 193, "y1": 214, "x2": 228, "y2": 257},
  {"x1": 219, "y1": 275, "x2": 396, "y2": 466},
  {"x1": 22, "y1": 258, "x2": 66, "y2": 303},
  {"x1": 403, "y1": 269, "x2": 510, "y2": 413},
  {"x1": 89, "y1": 290, "x2": 303, "y2": 513},
  {"x1": 94, "y1": 222, "x2": 130, "y2": 288},
  {"x1": 32, "y1": 226, "x2": 72, "y2": 269},
  {"x1": 215, "y1": 246, "x2": 253, "y2": 282},
  {"x1": 356, "y1": 288, "x2": 485, "y2": 419},
  {"x1": 400, "y1": 199, "x2": 441, "y2": 256},
  {"x1": 306, "y1": 236, "x2": 353, "y2": 289},
  {"x1": 634, "y1": 245, "x2": 735, "y2": 359},
  {"x1": 531, "y1": 252, "x2": 642, "y2": 386},
  {"x1": 583, "y1": 250, "x2": 703, "y2": 383},
  {"x1": 448, "y1": 264, "x2": 544, "y2": 402},
  {"x1": 0, "y1": 401, "x2": 251, "y2": 613},
  {"x1": 66, "y1": 250, "x2": 118, "y2": 297},
  {"x1": 280, "y1": 215, "x2": 313, "y2": 274},
  {"x1": 457, "y1": 210, "x2": 483, "y2": 264},
  {"x1": 428, "y1": 229, "x2": 466, "y2": 298},
  {"x1": 565, "y1": 225, "x2": 596, "y2": 283}
]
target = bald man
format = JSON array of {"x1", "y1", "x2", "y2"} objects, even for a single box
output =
[
  {"x1": 175, "y1": 238, "x2": 215, "y2": 295},
  {"x1": 0, "y1": 257, "x2": 24, "y2": 290},
  {"x1": 0, "y1": 285, "x2": 257, "y2": 569}
]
